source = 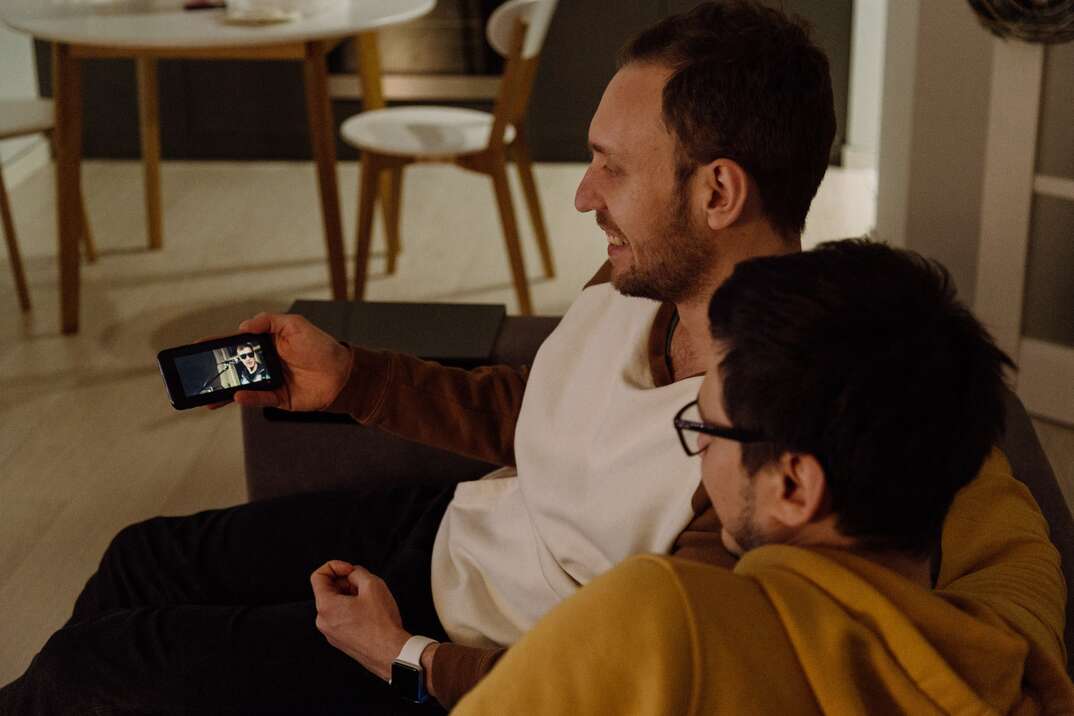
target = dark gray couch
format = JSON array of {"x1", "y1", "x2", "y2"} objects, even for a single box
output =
[{"x1": 241, "y1": 315, "x2": 1074, "y2": 676}]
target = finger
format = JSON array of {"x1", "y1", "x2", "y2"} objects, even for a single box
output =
[
  {"x1": 238, "y1": 312, "x2": 289, "y2": 336},
  {"x1": 311, "y1": 561, "x2": 354, "y2": 601},
  {"x1": 205, "y1": 400, "x2": 233, "y2": 411},
  {"x1": 313, "y1": 560, "x2": 355, "y2": 580},
  {"x1": 233, "y1": 390, "x2": 281, "y2": 409},
  {"x1": 345, "y1": 564, "x2": 378, "y2": 591}
]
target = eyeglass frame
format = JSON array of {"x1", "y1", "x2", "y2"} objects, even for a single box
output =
[{"x1": 673, "y1": 399, "x2": 766, "y2": 456}]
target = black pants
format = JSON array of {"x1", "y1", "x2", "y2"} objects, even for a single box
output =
[{"x1": 0, "y1": 483, "x2": 456, "y2": 716}]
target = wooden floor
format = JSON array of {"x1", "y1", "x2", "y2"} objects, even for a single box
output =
[{"x1": 0, "y1": 160, "x2": 1070, "y2": 684}]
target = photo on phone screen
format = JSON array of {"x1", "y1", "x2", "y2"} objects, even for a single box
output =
[{"x1": 157, "y1": 333, "x2": 282, "y2": 410}]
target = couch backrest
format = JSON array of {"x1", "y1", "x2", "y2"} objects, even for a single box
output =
[{"x1": 999, "y1": 388, "x2": 1074, "y2": 676}]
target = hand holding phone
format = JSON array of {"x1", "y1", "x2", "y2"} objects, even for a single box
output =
[
  {"x1": 157, "y1": 333, "x2": 283, "y2": 410},
  {"x1": 231, "y1": 312, "x2": 353, "y2": 412}
]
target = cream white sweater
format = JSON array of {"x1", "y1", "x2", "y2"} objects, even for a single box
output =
[{"x1": 430, "y1": 283, "x2": 704, "y2": 647}]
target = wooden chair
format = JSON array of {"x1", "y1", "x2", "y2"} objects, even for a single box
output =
[
  {"x1": 339, "y1": 0, "x2": 558, "y2": 315},
  {"x1": 1, "y1": 98, "x2": 95, "y2": 311}
]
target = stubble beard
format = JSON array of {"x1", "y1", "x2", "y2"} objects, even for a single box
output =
[
  {"x1": 611, "y1": 183, "x2": 714, "y2": 304},
  {"x1": 728, "y1": 478, "x2": 767, "y2": 555}
]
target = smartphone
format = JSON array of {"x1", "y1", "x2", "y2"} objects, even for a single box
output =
[{"x1": 157, "y1": 333, "x2": 283, "y2": 410}]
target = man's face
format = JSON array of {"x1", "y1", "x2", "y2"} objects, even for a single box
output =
[
  {"x1": 238, "y1": 347, "x2": 258, "y2": 372},
  {"x1": 575, "y1": 63, "x2": 715, "y2": 303},
  {"x1": 696, "y1": 357, "x2": 769, "y2": 556}
]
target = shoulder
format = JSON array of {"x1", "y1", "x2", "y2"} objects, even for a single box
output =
[
  {"x1": 453, "y1": 556, "x2": 801, "y2": 716},
  {"x1": 452, "y1": 556, "x2": 705, "y2": 715}
]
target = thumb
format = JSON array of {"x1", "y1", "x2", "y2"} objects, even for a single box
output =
[{"x1": 345, "y1": 564, "x2": 378, "y2": 592}]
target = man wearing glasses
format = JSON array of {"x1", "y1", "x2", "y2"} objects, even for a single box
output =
[
  {"x1": 4, "y1": 3, "x2": 1063, "y2": 714},
  {"x1": 452, "y1": 240, "x2": 1073, "y2": 713},
  {"x1": 234, "y1": 342, "x2": 269, "y2": 385}
]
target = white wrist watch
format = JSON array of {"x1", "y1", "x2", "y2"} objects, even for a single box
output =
[{"x1": 390, "y1": 635, "x2": 437, "y2": 704}]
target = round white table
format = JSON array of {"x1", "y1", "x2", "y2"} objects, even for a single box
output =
[{"x1": 0, "y1": 0, "x2": 435, "y2": 333}]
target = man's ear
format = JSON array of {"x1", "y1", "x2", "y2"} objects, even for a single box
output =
[
  {"x1": 766, "y1": 452, "x2": 828, "y2": 529},
  {"x1": 698, "y1": 158, "x2": 751, "y2": 232}
]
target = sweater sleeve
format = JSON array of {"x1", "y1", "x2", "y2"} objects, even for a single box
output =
[
  {"x1": 427, "y1": 643, "x2": 505, "y2": 710},
  {"x1": 935, "y1": 449, "x2": 1067, "y2": 667},
  {"x1": 452, "y1": 556, "x2": 697, "y2": 716},
  {"x1": 326, "y1": 345, "x2": 529, "y2": 467}
]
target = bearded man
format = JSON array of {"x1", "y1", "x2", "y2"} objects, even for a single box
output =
[{"x1": 3, "y1": 3, "x2": 870, "y2": 713}]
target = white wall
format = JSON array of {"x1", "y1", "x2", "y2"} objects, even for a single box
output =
[
  {"x1": 843, "y1": 0, "x2": 886, "y2": 169},
  {"x1": 0, "y1": 23, "x2": 44, "y2": 172},
  {"x1": 875, "y1": 0, "x2": 994, "y2": 304}
]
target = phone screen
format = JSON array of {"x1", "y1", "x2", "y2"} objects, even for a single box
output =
[
  {"x1": 158, "y1": 333, "x2": 282, "y2": 409},
  {"x1": 174, "y1": 340, "x2": 271, "y2": 397}
]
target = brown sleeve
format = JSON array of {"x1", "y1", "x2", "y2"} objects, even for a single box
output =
[
  {"x1": 428, "y1": 643, "x2": 507, "y2": 709},
  {"x1": 326, "y1": 345, "x2": 529, "y2": 467},
  {"x1": 670, "y1": 483, "x2": 739, "y2": 569}
]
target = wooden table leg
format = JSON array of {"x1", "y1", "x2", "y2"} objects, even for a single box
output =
[
  {"x1": 303, "y1": 41, "x2": 347, "y2": 300},
  {"x1": 356, "y1": 32, "x2": 399, "y2": 266},
  {"x1": 53, "y1": 43, "x2": 83, "y2": 334},
  {"x1": 136, "y1": 57, "x2": 163, "y2": 250},
  {"x1": 0, "y1": 167, "x2": 31, "y2": 311}
]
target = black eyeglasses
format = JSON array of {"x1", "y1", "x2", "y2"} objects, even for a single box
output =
[
  {"x1": 673, "y1": 400, "x2": 765, "y2": 456},
  {"x1": 237, "y1": 352, "x2": 255, "y2": 360}
]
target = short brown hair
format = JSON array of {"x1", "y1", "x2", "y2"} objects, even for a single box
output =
[{"x1": 620, "y1": 1, "x2": 836, "y2": 236}]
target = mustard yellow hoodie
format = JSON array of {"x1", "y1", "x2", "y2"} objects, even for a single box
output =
[{"x1": 453, "y1": 452, "x2": 1074, "y2": 714}]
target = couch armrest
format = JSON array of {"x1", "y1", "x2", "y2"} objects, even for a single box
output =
[
  {"x1": 1000, "y1": 388, "x2": 1074, "y2": 676},
  {"x1": 241, "y1": 315, "x2": 561, "y2": 502}
]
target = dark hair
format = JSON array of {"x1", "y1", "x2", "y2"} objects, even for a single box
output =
[
  {"x1": 619, "y1": 1, "x2": 836, "y2": 237},
  {"x1": 708, "y1": 240, "x2": 1014, "y2": 557}
]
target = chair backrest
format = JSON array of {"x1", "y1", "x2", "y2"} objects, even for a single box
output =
[
  {"x1": 486, "y1": 0, "x2": 557, "y2": 60},
  {"x1": 0, "y1": 98, "x2": 54, "y2": 142},
  {"x1": 485, "y1": 0, "x2": 558, "y2": 149}
]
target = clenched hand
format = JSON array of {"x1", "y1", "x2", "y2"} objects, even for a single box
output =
[{"x1": 310, "y1": 560, "x2": 410, "y2": 682}]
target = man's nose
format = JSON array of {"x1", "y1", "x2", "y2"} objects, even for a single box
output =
[{"x1": 574, "y1": 167, "x2": 601, "y2": 214}]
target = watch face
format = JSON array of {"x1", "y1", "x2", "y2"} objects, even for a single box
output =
[{"x1": 391, "y1": 661, "x2": 425, "y2": 703}]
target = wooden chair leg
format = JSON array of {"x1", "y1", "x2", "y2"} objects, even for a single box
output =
[
  {"x1": 354, "y1": 153, "x2": 380, "y2": 300},
  {"x1": 354, "y1": 32, "x2": 401, "y2": 277},
  {"x1": 136, "y1": 57, "x2": 163, "y2": 251},
  {"x1": 489, "y1": 158, "x2": 533, "y2": 315},
  {"x1": 303, "y1": 40, "x2": 348, "y2": 300},
  {"x1": 0, "y1": 167, "x2": 31, "y2": 311},
  {"x1": 383, "y1": 166, "x2": 403, "y2": 275},
  {"x1": 79, "y1": 190, "x2": 97, "y2": 263},
  {"x1": 511, "y1": 133, "x2": 555, "y2": 279}
]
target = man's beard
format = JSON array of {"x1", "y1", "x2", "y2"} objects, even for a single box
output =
[
  {"x1": 727, "y1": 478, "x2": 768, "y2": 555},
  {"x1": 610, "y1": 183, "x2": 714, "y2": 304}
]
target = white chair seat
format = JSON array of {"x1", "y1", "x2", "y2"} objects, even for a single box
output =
[
  {"x1": 0, "y1": 99, "x2": 54, "y2": 141},
  {"x1": 339, "y1": 106, "x2": 516, "y2": 158}
]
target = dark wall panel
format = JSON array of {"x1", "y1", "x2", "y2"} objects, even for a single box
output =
[{"x1": 36, "y1": 0, "x2": 850, "y2": 164}]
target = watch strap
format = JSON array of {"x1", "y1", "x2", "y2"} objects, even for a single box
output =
[{"x1": 394, "y1": 635, "x2": 437, "y2": 670}]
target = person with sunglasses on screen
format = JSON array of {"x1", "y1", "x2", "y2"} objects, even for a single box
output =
[{"x1": 234, "y1": 342, "x2": 269, "y2": 385}]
